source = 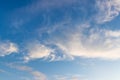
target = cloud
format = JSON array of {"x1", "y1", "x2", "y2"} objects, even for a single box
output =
[
  {"x1": 105, "y1": 30, "x2": 120, "y2": 37},
  {"x1": 42, "y1": 21, "x2": 120, "y2": 60},
  {"x1": 10, "y1": 0, "x2": 80, "y2": 28},
  {"x1": 37, "y1": 0, "x2": 120, "y2": 61},
  {"x1": 24, "y1": 41, "x2": 54, "y2": 62},
  {"x1": 8, "y1": 63, "x2": 47, "y2": 80},
  {"x1": 31, "y1": 71, "x2": 47, "y2": 80},
  {"x1": 6, "y1": 0, "x2": 120, "y2": 61},
  {"x1": 95, "y1": 0, "x2": 120, "y2": 23},
  {"x1": 0, "y1": 69, "x2": 6, "y2": 73},
  {"x1": 20, "y1": 0, "x2": 80, "y2": 13},
  {"x1": 0, "y1": 41, "x2": 18, "y2": 57},
  {"x1": 19, "y1": 0, "x2": 120, "y2": 61},
  {"x1": 0, "y1": 69, "x2": 10, "y2": 75},
  {"x1": 21, "y1": 21, "x2": 120, "y2": 61},
  {"x1": 22, "y1": 39, "x2": 74, "y2": 62},
  {"x1": 53, "y1": 74, "x2": 87, "y2": 80}
]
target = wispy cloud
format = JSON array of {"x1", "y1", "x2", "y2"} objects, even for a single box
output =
[
  {"x1": 8, "y1": 63, "x2": 47, "y2": 80},
  {"x1": 53, "y1": 74, "x2": 87, "y2": 80},
  {"x1": 95, "y1": 0, "x2": 120, "y2": 23},
  {"x1": 0, "y1": 41, "x2": 18, "y2": 57},
  {"x1": 20, "y1": 21, "x2": 120, "y2": 61},
  {"x1": 39, "y1": 21, "x2": 120, "y2": 60},
  {"x1": 9, "y1": 0, "x2": 80, "y2": 28},
  {"x1": 5, "y1": 0, "x2": 120, "y2": 62},
  {"x1": 0, "y1": 69, "x2": 6, "y2": 73},
  {"x1": 23, "y1": 40, "x2": 54, "y2": 62},
  {"x1": 105, "y1": 30, "x2": 120, "y2": 37},
  {"x1": 18, "y1": 0, "x2": 80, "y2": 14}
]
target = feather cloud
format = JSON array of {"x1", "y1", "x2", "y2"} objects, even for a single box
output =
[
  {"x1": 95, "y1": 0, "x2": 120, "y2": 23},
  {"x1": 8, "y1": 63, "x2": 47, "y2": 80},
  {"x1": 45, "y1": 22, "x2": 120, "y2": 60},
  {"x1": 7, "y1": 0, "x2": 120, "y2": 61},
  {"x1": 0, "y1": 41, "x2": 18, "y2": 57},
  {"x1": 24, "y1": 41, "x2": 54, "y2": 62}
]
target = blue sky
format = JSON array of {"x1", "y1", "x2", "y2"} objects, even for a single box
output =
[{"x1": 1, "y1": 0, "x2": 120, "y2": 80}]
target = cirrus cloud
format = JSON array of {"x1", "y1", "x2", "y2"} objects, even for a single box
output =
[
  {"x1": 44, "y1": 22, "x2": 120, "y2": 60},
  {"x1": 95, "y1": 0, "x2": 120, "y2": 23},
  {"x1": 8, "y1": 63, "x2": 47, "y2": 80},
  {"x1": 0, "y1": 41, "x2": 18, "y2": 57},
  {"x1": 24, "y1": 41, "x2": 54, "y2": 62},
  {"x1": 6, "y1": 0, "x2": 120, "y2": 62}
]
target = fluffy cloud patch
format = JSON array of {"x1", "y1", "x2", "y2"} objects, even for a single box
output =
[
  {"x1": 46, "y1": 22, "x2": 120, "y2": 60},
  {"x1": 95, "y1": 0, "x2": 120, "y2": 23},
  {"x1": 0, "y1": 41, "x2": 18, "y2": 57},
  {"x1": 105, "y1": 30, "x2": 120, "y2": 37},
  {"x1": 24, "y1": 41, "x2": 54, "y2": 62}
]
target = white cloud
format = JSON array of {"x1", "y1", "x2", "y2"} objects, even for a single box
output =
[
  {"x1": 46, "y1": 22, "x2": 120, "y2": 60},
  {"x1": 20, "y1": 20, "x2": 120, "y2": 61},
  {"x1": 24, "y1": 41, "x2": 54, "y2": 62},
  {"x1": 8, "y1": 63, "x2": 47, "y2": 80},
  {"x1": 8, "y1": 0, "x2": 120, "y2": 61},
  {"x1": 0, "y1": 41, "x2": 18, "y2": 56},
  {"x1": 53, "y1": 74, "x2": 87, "y2": 80},
  {"x1": 30, "y1": 23, "x2": 120, "y2": 61},
  {"x1": 31, "y1": 71, "x2": 47, "y2": 80},
  {"x1": 105, "y1": 30, "x2": 120, "y2": 37},
  {"x1": 95, "y1": 0, "x2": 120, "y2": 23}
]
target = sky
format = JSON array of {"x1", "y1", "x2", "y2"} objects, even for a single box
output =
[{"x1": 0, "y1": 0, "x2": 120, "y2": 80}]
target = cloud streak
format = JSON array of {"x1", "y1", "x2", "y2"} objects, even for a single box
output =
[
  {"x1": 10, "y1": 0, "x2": 81, "y2": 28},
  {"x1": 53, "y1": 74, "x2": 87, "y2": 80},
  {"x1": 0, "y1": 41, "x2": 18, "y2": 57},
  {"x1": 8, "y1": 63, "x2": 47, "y2": 80},
  {"x1": 95, "y1": 0, "x2": 120, "y2": 23},
  {"x1": 0, "y1": 69, "x2": 6, "y2": 73}
]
